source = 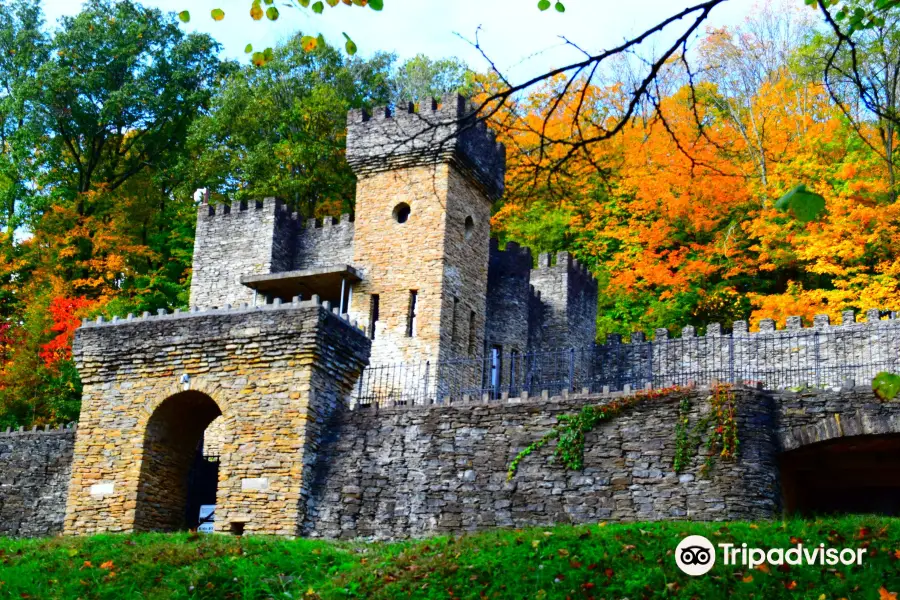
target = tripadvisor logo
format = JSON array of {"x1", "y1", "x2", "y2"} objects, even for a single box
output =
[
  {"x1": 674, "y1": 535, "x2": 868, "y2": 576},
  {"x1": 675, "y1": 535, "x2": 716, "y2": 576}
]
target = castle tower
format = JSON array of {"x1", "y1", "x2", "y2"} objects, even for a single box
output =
[
  {"x1": 189, "y1": 194, "x2": 295, "y2": 308},
  {"x1": 530, "y1": 251, "x2": 599, "y2": 351},
  {"x1": 345, "y1": 94, "x2": 506, "y2": 366}
]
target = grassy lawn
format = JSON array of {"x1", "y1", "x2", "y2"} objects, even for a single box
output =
[{"x1": 3, "y1": 517, "x2": 900, "y2": 599}]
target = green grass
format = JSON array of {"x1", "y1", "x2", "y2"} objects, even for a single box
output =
[{"x1": 3, "y1": 517, "x2": 900, "y2": 599}]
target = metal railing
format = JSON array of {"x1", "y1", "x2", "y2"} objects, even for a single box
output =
[{"x1": 354, "y1": 325, "x2": 900, "y2": 407}]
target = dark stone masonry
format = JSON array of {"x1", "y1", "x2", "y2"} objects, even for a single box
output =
[
  {"x1": 303, "y1": 387, "x2": 780, "y2": 539},
  {"x1": 6, "y1": 384, "x2": 900, "y2": 538},
  {"x1": 0, "y1": 426, "x2": 75, "y2": 537}
]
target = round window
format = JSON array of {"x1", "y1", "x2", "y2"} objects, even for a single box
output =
[
  {"x1": 464, "y1": 215, "x2": 475, "y2": 240},
  {"x1": 393, "y1": 202, "x2": 411, "y2": 224}
]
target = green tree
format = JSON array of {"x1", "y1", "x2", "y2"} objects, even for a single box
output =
[
  {"x1": 0, "y1": 0, "x2": 46, "y2": 241},
  {"x1": 185, "y1": 33, "x2": 393, "y2": 217},
  {"x1": 390, "y1": 54, "x2": 472, "y2": 104},
  {"x1": 29, "y1": 0, "x2": 223, "y2": 204}
]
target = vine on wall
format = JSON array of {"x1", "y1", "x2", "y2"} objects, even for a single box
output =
[
  {"x1": 506, "y1": 386, "x2": 683, "y2": 481},
  {"x1": 673, "y1": 384, "x2": 739, "y2": 475},
  {"x1": 506, "y1": 384, "x2": 739, "y2": 481}
]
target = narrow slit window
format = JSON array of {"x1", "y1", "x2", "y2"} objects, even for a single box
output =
[
  {"x1": 369, "y1": 294, "x2": 380, "y2": 340},
  {"x1": 450, "y1": 297, "x2": 459, "y2": 347},
  {"x1": 467, "y1": 310, "x2": 476, "y2": 356},
  {"x1": 407, "y1": 290, "x2": 418, "y2": 337}
]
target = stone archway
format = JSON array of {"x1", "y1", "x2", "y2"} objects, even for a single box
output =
[
  {"x1": 780, "y1": 433, "x2": 900, "y2": 516},
  {"x1": 133, "y1": 391, "x2": 222, "y2": 532}
]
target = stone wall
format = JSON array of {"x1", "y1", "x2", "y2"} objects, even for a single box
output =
[
  {"x1": 529, "y1": 251, "x2": 598, "y2": 352},
  {"x1": 303, "y1": 386, "x2": 780, "y2": 540},
  {"x1": 293, "y1": 215, "x2": 355, "y2": 270},
  {"x1": 592, "y1": 310, "x2": 900, "y2": 391},
  {"x1": 190, "y1": 196, "x2": 295, "y2": 309},
  {"x1": 5, "y1": 380, "x2": 900, "y2": 539},
  {"x1": 485, "y1": 239, "x2": 532, "y2": 357},
  {"x1": 0, "y1": 426, "x2": 75, "y2": 537},
  {"x1": 65, "y1": 300, "x2": 370, "y2": 537}
]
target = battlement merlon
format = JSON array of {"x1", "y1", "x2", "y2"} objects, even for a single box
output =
[
  {"x1": 346, "y1": 93, "x2": 506, "y2": 200},
  {"x1": 534, "y1": 251, "x2": 599, "y2": 291},
  {"x1": 488, "y1": 238, "x2": 533, "y2": 279}
]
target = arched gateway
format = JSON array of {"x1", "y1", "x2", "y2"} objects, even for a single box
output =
[
  {"x1": 134, "y1": 391, "x2": 223, "y2": 532},
  {"x1": 776, "y1": 394, "x2": 900, "y2": 516},
  {"x1": 63, "y1": 301, "x2": 370, "y2": 536}
]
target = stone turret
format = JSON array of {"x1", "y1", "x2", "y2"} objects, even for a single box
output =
[
  {"x1": 189, "y1": 194, "x2": 295, "y2": 309},
  {"x1": 485, "y1": 239, "x2": 533, "y2": 356},
  {"x1": 530, "y1": 251, "x2": 599, "y2": 351},
  {"x1": 345, "y1": 94, "x2": 506, "y2": 367},
  {"x1": 346, "y1": 94, "x2": 506, "y2": 201}
]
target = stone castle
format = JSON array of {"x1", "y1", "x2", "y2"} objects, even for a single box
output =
[
  {"x1": 2, "y1": 95, "x2": 900, "y2": 540},
  {"x1": 190, "y1": 94, "x2": 598, "y2": 368}
]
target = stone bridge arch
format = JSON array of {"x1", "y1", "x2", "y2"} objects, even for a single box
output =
[{"x1": 777, "y1": 392, "x2": 900, "y2": 516}]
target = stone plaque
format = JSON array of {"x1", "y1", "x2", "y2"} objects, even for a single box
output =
[
  {"x1": 89, "y1": 482, "x2": 114, "y2": 497},
  {"x1": 241, "y1": 477, "x2": 269, "y2": 491}
]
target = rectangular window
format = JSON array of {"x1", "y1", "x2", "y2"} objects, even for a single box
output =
[
  {"x1": 407, "y1": 290, "x2": 418, "y2": 337},
  {"x1": 467, "y1": 310, "x2": 476, "y2": 356},
  {"x1": 368, "y1": 294, "x2": 379, "y2": 340},
  {"x1": 450, "y1": 297, "x2": 459, "y2": 347}
]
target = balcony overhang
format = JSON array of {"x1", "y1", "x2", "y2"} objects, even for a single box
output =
[{"x1": 240, "y1": 265, "x2": 361, "y2": 303}]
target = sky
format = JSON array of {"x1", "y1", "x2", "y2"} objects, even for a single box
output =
[{"x1": 40, "y1": 0, "x2": 768, "y2": 82}]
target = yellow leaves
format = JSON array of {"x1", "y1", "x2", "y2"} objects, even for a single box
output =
[{"x1": 742, "y1": 574, "x2": 754, "y2": 583}]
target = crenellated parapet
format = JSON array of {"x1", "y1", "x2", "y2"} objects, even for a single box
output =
[
  {"x1": 346, "y1": 94, "x2": 506, "y2": 200},
  {"x1": 594, "y1": 309, "x2": 900, "y2": 391},
  {"x1": 294, "y1": 214, "x2": 355, "y2": 270},
  {"x1": 530, "y1": 251, "x2": 598, "y2": 351}
]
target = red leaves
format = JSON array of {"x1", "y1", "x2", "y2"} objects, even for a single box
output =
[{"x1": 39, "y1": 296, "x2": 95, "y2": 369}]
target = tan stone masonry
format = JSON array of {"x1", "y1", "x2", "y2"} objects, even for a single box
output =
[{"x1": 63, "y1": 303, "x2": 370, "y2": 536}]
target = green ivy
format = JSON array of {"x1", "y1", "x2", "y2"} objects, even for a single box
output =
[
  {"x1": 673, "y1": 385, "x2": 739, "y2": 476},
  {"x1": 507, "y1": 387, "x2": 683, "y2": 481}
]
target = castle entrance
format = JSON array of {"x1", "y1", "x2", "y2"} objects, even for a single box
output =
[
  {"x1": 779, "y1": 434, "x2": 900, "y2": 516},
  {"x1": 133, "y1": 391, "x2": 223, "y2": 532}
]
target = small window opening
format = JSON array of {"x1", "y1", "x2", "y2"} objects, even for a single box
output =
[
  {"x1": 467, "y1": 310, "x2": 476, "y2": 356},
  {"x1": 230, "y1": 522, "x2": 245, "y2": 536},
  {"x1": 407, "y1": 290, "x2": 418, "y2": 337},
  {"x1": 369, "y1": 294, "x2": 380, "y2": 340},
  {"x1": 450, "y1": 297, "x2": 459, "y2": 347},
  {"x1": 464, "y1": 216, "x2": 475, "y2": 240},
  {"x1": 393, "y1": 202, "x2": 411, "y2": 224}
]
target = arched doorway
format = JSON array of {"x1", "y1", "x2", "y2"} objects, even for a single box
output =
[
  {"x1": 133, "y1": 391, "x2": 223, "y2": 532},
  {"x1": 780, "y1": 434, "x2": 900, "y2": 516}
]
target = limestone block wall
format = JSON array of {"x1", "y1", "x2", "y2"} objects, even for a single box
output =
[
  {"x1": 0, "y1": 426, "x2": 75, "y2": 537},
  {"x1": 293, "y1": 215, "x2": 355, "y2": 270},
  {"x1": 485, "y1": 239, "x2": 532, "y2": 356},
  {"x1": 65, "y1": 300, "x2": 370, "y2": 537},
  {"x1": 302, "y1": 386, "x2": 780, "y2": 540}
]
